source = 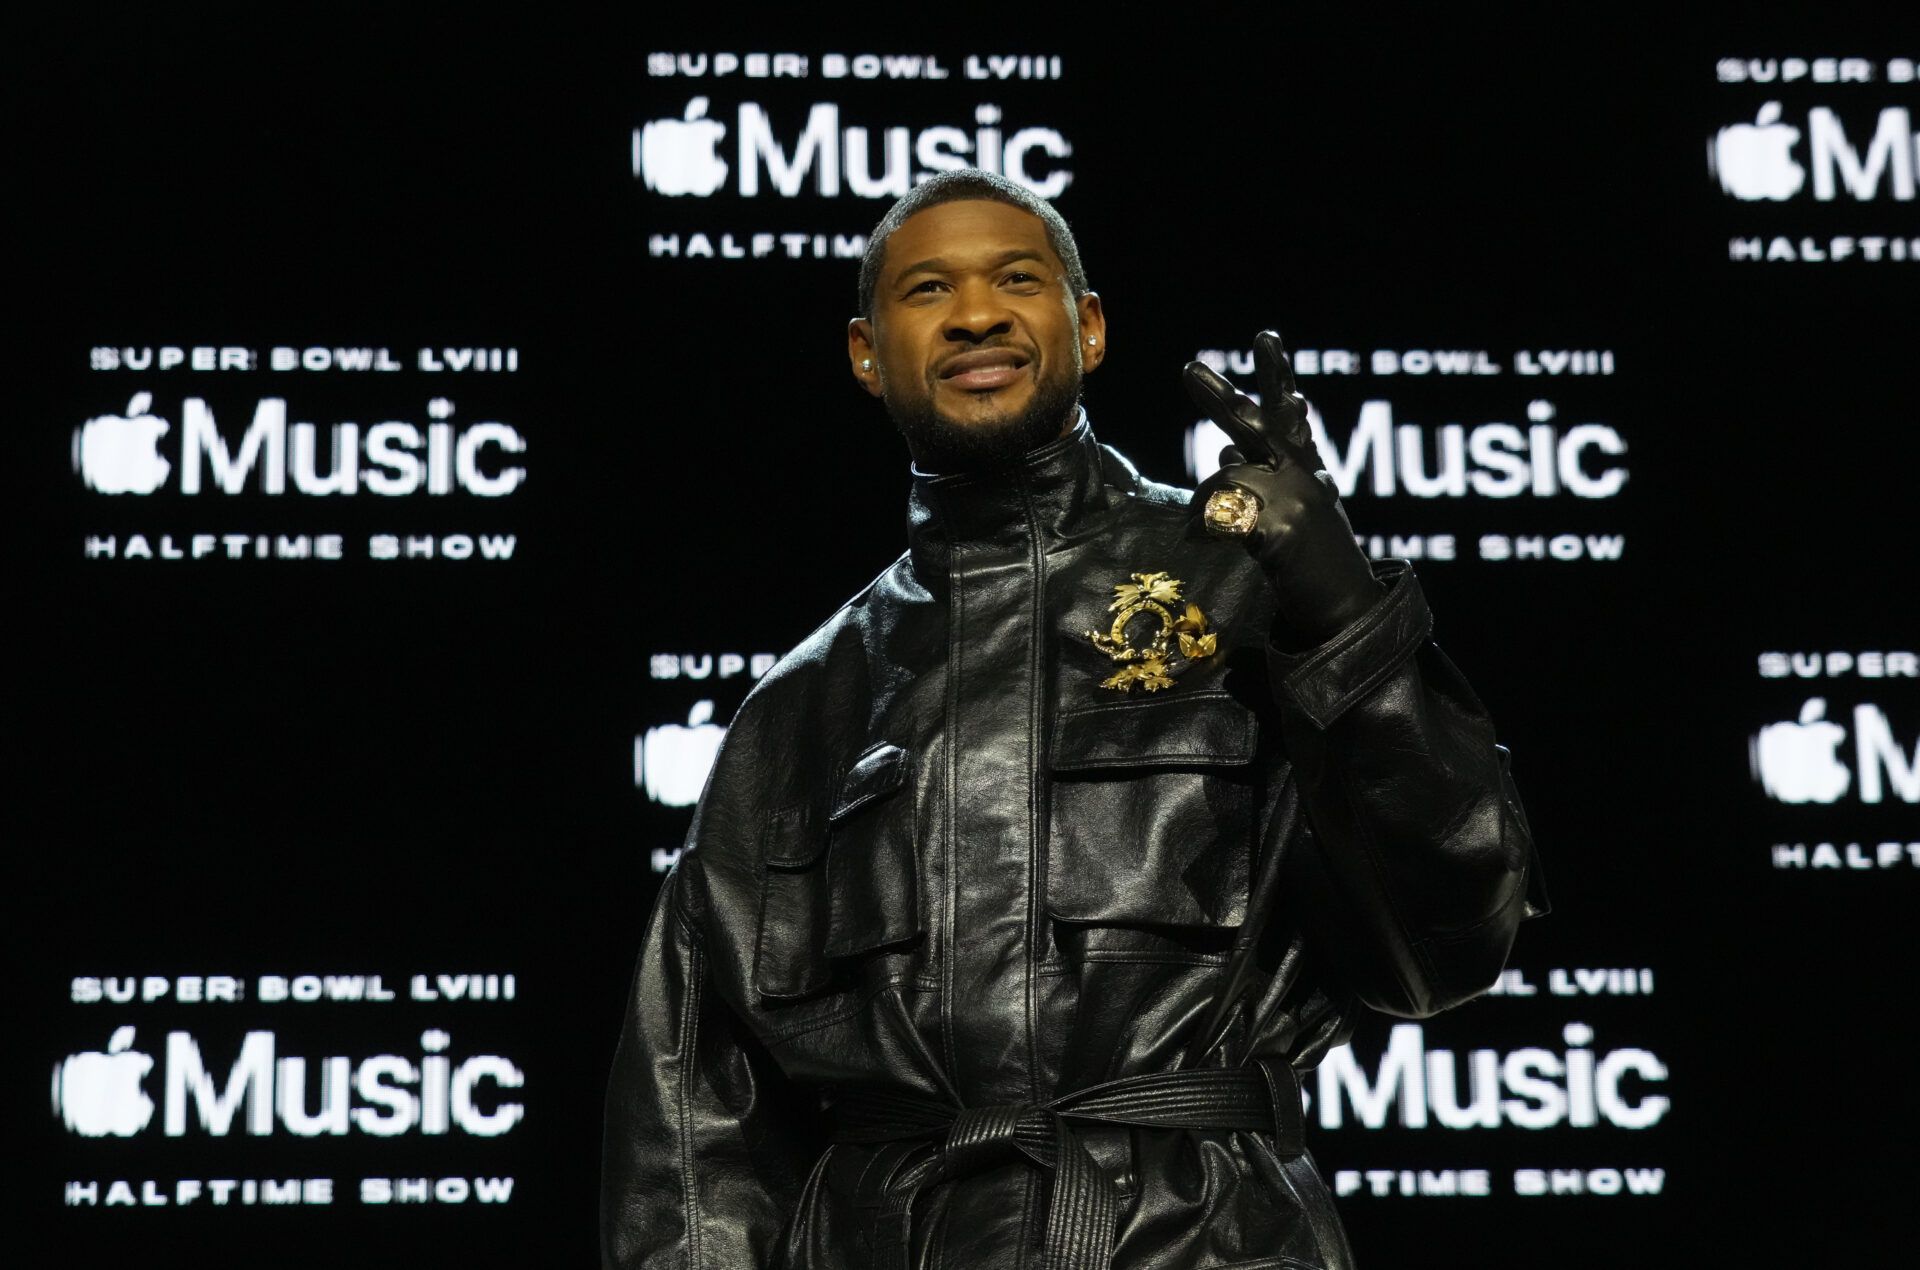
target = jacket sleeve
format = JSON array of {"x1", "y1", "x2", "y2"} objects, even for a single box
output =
[
  {"x1": 600, "y1": 865, "x2": 823, "y2": 1269},
  {"x1": 1268, "y1": 559, "x2": 1546, "y2": 1019}
]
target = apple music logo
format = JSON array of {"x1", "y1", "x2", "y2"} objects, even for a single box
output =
[
  {"x1": 74, "y1": 394, "x2": 172, "y2": 494},
  {"x1": 633, "y1": 97, "x2": 1072, "y2": 201},
  {"x1": 1751, "y1": 699, "x2": 1851, "y2": 804},
  {"x1": 1187, "y1": 398, "x2": 1627, "y2": 501},
  {"x1": 1709, "y1": 103, "x2": 1806, "y2": 201},
  {"x1": 634, "y1": 61, "x2": 1077, "y2": 264},
  {"x1": 1181, "y1": 339, "x2": 1636, "y2": 568},
  {"x1": 638, "y1": 97, "x2": 729, "y2": 197},
  {"x1": 53, "y1": 1026, "x2": 156, "y2": 1137},
  {"x1": 71, "y1": 393, "x2": 527, "y2": 498},
  {"x1": 1313, "y1": 1020, "x2": 1669, "y2": 1132},
  {"x1": 1710, "y1": 103, "x2": 1915, "y2": 203},
  {"x1": 635, "y1": 700, "x2": 726, "y2": 808},
  {"x1": 52, "y1": 1027, "x2": 524, "y2": 1139},
  {"x1": 1751, "y1": 697, "x2": 1920, "y2": 806},
  {"x1": 1713, "y1": 62, "x2": 1918, "y2": 264}
]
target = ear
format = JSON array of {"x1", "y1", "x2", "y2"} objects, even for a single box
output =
[
  {"x1": 847, "y1": 317, "x2": 884, "y2": 397},
  {"x1": 1077, "y1": 292, "x2": 1107, "y2": 372}
]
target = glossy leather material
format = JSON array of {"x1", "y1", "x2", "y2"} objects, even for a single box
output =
[
  {"x1": 602, "y1": 417, "x2": 1543, "y2": 1268},
  {"x1": 1184, "y1": 333, "x2": 1386, "y2": 648}
]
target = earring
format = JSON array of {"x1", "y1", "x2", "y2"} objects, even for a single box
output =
[
  {"x1": 861, "y1": 358, "x2": 873, "y2": 372},
  {"x1": 1087, "y1": 338, "x2": 1098, "y2": 346}
]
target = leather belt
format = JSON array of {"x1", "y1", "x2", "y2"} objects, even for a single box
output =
[{"x1": 830, "y1": 1061, "x2": 1305, "y2": 1269}]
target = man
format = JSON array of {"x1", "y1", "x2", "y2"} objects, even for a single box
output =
[{"x1": 603, "y1": 169, "x2": 1544, "y2": 1269}]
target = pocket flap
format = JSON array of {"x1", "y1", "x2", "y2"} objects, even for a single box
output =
[
  {"x1": 1051, "y1": 692, "x2": 1259, "y2": 772},
  {"x1": 756, "y1": 804, "x2": 830, "y2": 998},
  {"x1": 756, "y1": 748, "x2": 922, "y2": 1000},
  {"x1": 1048, "y1": 695, "x2": 1256, "y2": 930},
  {"x1": 764, "y1": 802, "x2": 826, "y2": 869},
  {"x1": 831, "y1": 743, "x2": 910, "y2": 821}
]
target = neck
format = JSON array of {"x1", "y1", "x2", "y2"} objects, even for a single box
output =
[
  {"x1": 905, "y1": 411, "x2": 1116, "y2": 585},
  {"x1": 905, "y1": 408, "x2": 1082, "y2": 479}
]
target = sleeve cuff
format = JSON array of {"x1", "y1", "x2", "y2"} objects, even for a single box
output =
[{"x1": 1268, "y1": 560, "x2": 1433, "y2": 730}]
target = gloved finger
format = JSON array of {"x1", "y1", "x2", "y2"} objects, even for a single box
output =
[
  {"x1": 1254, "y1": 330, "x2": 1298, "y2": 407},
  {"x1": 1254, "y1": 330, "x2": 1314, "y2": 452},
  {"x1": 1218, "y1": 445, "x2": 1247, "y2": 468},
  {"x1": 1183, "y1": 361, "x2": 1282, "y2": 466},
  {"x1": 1193, "y1": 454, "x2": 1303, "y2": 506}
]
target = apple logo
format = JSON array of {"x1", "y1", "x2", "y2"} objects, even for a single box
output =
[
  {"x1": 1709, "y1": 102, "x2": 1805, "y2": 201},
  {"x1": 73, "y1": 392, "x2": 172, "y2": 494},
  {"x1": 1751, "y1": 697, "x2": 1851, "y2": 804},
  {"x1": 639, "y1": 97, "x2": 730, "y2": 197},
  {"x1": 52, "y1": 1025, "x2": 155, "y2": 1137},
  {"x1": 637, "y1": 700, "x2": 727, "y2": 807}
]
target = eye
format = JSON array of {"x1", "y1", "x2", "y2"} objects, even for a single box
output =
[
  {"x1": 1002, "y1": 270, "x2": 1045, "y2": 290},
  {"x1": 905, "y1": 279, "x2": 947, "y2": 297}
]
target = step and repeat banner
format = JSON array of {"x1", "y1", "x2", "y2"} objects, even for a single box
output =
[{"x1": 18, "y1": 9, "x2": 1915, "y2": 1268}]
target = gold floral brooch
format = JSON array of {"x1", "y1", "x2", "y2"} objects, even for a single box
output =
[{"x1": 1085, "y1": 571, "x2": 1218, "y2": 692}]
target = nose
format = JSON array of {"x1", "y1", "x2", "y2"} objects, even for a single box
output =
[{"x1": 943, "y1": 279, "x2": 1014, "y2": 344}]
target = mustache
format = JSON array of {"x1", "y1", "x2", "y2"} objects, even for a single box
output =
[{"x1": 932, "y1": 339, "x2": 1039, "y2": 377}]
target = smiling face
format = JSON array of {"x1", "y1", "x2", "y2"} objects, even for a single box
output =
[{"x1": 849, "y1": 199, "x2": 1105, "y2": 472}]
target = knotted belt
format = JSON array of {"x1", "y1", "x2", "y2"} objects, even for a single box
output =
[{"x1": 830, "y1": 1061, "x2": 1304, "y2": 1269}]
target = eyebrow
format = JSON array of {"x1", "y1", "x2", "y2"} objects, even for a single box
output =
[{"x1": 892, "y1": 248, "x2": 1051, "y2": 286}]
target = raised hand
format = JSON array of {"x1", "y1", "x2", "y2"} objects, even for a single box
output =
[{"x1": 1184, "y1": 331, "x2": 1383, "y2": 647}]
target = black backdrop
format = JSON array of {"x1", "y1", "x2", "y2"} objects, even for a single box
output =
[{"x1": 16, "y1": 6, "x2": 1918, "y2": 1267}]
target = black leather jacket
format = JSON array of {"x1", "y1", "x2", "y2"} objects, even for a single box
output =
[{"x1": 602, "y1": 418, "x2": 1542, "y2": 1269}]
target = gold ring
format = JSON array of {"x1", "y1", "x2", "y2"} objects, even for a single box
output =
[{"x1": 1203, "y1": 487, "x2": 1261, "y2": 537}]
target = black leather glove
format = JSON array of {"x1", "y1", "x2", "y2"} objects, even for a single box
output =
[{"x1": 1185, "y1": 330, "x2": 1384, "y2": 649}]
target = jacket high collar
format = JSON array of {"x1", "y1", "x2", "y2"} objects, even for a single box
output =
[{"x1": 906, "y1": 412, "x2": 1115, "y2": 583}]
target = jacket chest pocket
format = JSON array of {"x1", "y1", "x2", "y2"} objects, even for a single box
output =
[
  {"x1": 1046, "y1": 693, "x2": 1260, "y2": 952},
  {"x1": 754, "y1": 742, "x2": 924, "y2": 1001}
]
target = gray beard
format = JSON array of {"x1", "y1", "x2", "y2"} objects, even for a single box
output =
[{"x1": 887, "y1": 369, "x2": 1083, "y2": 474}]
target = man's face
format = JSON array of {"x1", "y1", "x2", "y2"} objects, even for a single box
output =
[{"x1": 849, "y1": 199, "x2": 1105, "y2": 471}]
